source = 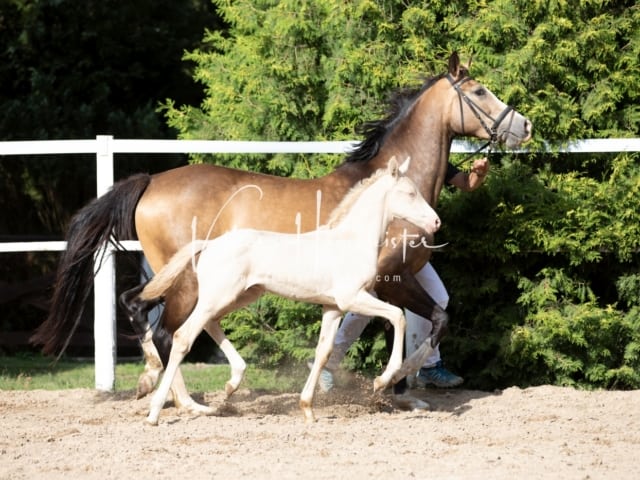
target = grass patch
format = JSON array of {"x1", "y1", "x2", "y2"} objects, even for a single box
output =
[{"x1": 0, "y1": 354, "x2": 308, "y2": 392}]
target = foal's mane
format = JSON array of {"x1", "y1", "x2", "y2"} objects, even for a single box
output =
[
  {"x1": 344, "y1": 73, "x2": 446, "y2": 164},
  {"x1": 325, "y1": 167, "x2": 389, "y2": 228}
]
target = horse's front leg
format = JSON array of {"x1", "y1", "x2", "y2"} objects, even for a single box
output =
[
  {"x1": 376, "y1": 269, "x2": 449, "y2": 348},
  {"x1": 391, "y1": 337, "x2": 436, "y2": 385},
  {"x1": 300, "y1": 308, "x2": 342, "y2": 423}
]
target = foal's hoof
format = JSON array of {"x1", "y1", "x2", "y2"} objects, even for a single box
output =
[
  {"x1": 144, "y1": 416, "x2": 159, "y2": 426},
  {"x1": 180, "y1": 402, "x2": 216, "y2": 416},
  {"x1": 373, "y1": 376, "x2": 388, "y2": 393},
  {"x1": 225, "y1": 381, "x2": 238, "y2": 398},
  {"x1": 299, "y1": 400, "x2": 316, "y2": 424}
]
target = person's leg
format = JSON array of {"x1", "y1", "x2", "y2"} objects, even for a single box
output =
[
  {"x1": 405, "y1": 263, "x2": 463, "y2": 388},
  {"x1": 325, "y1": 311, "x2": 371, "y2": 371},
  {"x1": 405, "y1": 263, "x2": 448, "y2": 366}
]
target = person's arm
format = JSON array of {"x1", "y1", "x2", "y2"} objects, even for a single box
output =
[{"x1": 448, "y1": 157, "x2": 490, "y2": 192}]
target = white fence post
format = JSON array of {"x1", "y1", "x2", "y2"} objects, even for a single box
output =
[{"x1": 94, "y1": 135, "x2": 116, "y2": 391}]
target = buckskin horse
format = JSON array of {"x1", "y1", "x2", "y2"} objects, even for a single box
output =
[
  {"x1": 134, "y1": 158, "x2": 440, "y2": 424},
  {"x1": 33, "y1": 53, "x2": 532, "y2": 414}
]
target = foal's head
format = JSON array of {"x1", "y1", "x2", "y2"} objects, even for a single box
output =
[
  {"x1": 384, "y1": 157, "x2": 440, "y2": 235},
  {"x1": 327, "y1": 157, "x2": 440, "y2": 235}
]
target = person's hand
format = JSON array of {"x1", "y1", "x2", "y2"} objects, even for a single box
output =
[{"x1": 471, "y1": 157, "x2": 490, "y2": 178}]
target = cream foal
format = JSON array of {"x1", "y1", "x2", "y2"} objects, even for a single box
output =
[{"x1": 136, "y1": 157, "x2": 440, "y2": 425}]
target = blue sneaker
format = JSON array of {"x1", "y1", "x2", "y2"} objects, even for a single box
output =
[
  {"x1": 417, "y1": 361, "x2": 463, "y2": 388},
  {"x1": 319, "y1": 368, "x2": 335, "y2": 393},
  {"x1": 307, "y1": 360, "x2": 335, "y2": 393}
]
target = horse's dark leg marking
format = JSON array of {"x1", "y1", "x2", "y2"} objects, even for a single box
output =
[
  {"x1": 379, "y1": 270, "x2": 449, "y2": 347},
  {"x1": 377, "y1": 270, "x2": 450, "y2": 394},
  {"x1": 151, "y1": 324, "x2": 172, "y2": 367},
  {"x1": 119, "y1": 284, "x2": 164, "y2": 355}
]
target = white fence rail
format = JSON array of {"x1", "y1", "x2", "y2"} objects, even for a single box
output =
[{"x1": 2, "y1": 135, "x2": 640, "y2": 391}]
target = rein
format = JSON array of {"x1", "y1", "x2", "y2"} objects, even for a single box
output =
[{"x1": 447, "y1": 74, "x2": 515, "y2": 166}]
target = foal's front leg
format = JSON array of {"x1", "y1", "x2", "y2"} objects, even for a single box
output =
[
  {"x1": 343, "y1": 290, "x2": 406, "y2": 392},
  {"x1": 300, "y1": 307, "x2": 343, "y2": 423}
]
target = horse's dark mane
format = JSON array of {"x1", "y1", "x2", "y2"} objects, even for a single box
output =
[{"x1": 344, "y1": 73, "x2": 446, "y2": 163}]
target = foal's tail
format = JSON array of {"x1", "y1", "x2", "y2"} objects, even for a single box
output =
[
  {"x1": 138, "y1": 240, "x2": 207, "y2": 301},
  {"x1": 30, "y1": 174, "x2": 151, "y2": 357}
]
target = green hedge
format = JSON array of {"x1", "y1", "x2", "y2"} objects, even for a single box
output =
[{"x1": 172, "y1": 0, "x2": 639, "y2": 389}]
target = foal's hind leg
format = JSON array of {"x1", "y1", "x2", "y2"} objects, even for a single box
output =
[
  {"x1": 146, "y1": 299, "x2": 219, "y2": 425},
  {"x1": 137, "y1": 273, "x2": 209, "y2": 415},
  {"x1": 204, "y1": 322, "x2": 246, "y2": 398},
  {"x1": 201, "y1": 287, "x2": 262, "y2": 398}
]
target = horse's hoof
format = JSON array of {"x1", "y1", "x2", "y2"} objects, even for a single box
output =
[
  {"x1": 136, "y1": 375, "x2": 155, "y2": 399},
  {"x1": 392, "y1": 393, "x2": 430, "y2": 411}
]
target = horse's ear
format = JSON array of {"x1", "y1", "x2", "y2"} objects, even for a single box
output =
[
  {"x1": 398, "y1": 156, "x2": 411, "y2": 175},
  {"x1": 388, "y1": 155, "x2": 399, "y2": 178},
  {"x1": 448, "y1": 52, "x2": 461, "y2": 78}
]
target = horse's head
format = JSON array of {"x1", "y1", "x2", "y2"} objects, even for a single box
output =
[
  {"x1": 386, "y1": 157, "x2": 441, "y2": 235},
  {"x1": 439, "y1": 52, "x2": 532, "y2": 149}
]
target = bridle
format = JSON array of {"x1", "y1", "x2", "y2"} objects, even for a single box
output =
[{"x1": 447, "y1": 73, "x2": 515, "y2": 162}]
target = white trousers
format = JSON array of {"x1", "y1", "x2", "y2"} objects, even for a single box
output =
[{"x1": 325, "y1": 263, "x2": 449, "y2": 371}]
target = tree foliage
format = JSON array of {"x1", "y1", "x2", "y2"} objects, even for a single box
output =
[
  {"x1": 164, "y1": 0, "x2": 640, "y2": 389},
  {"x1": 0, "y1": 0, "x2": 222, "y2": 141},
  {"x1": 0, "y1": 0, "x2": 222, "y2": 344}
]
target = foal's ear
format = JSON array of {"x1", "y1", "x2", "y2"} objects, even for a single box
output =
[
  {"x1": 398, "y1": 156, "x2": 411, "y2": 175},
  {"x1": 448, "y1": 52, "x2": 461, "y2": 78},
  {"x1": 388, "y1": 155, "x2": 399, "y2": 178},
  {"x1": 464, "y1": 53, "x2": 473, "y2": 71}
]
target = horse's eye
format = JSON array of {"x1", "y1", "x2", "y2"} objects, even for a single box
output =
[{"x1": 474, "y1": 88, "x2": 486, "y2": 97}]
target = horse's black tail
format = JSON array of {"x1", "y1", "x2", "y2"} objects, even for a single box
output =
[{"x1": 31, "y1": 173, "x2": 152, "y2": 357}]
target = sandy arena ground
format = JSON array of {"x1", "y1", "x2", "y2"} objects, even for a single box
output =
[{"x1": 1, "y1": 380, "x2": 639, "y2": 479}]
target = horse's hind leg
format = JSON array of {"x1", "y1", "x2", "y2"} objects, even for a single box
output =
[{"x1": 119, "y1": 284, "x2": 165, "y2": 399}]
